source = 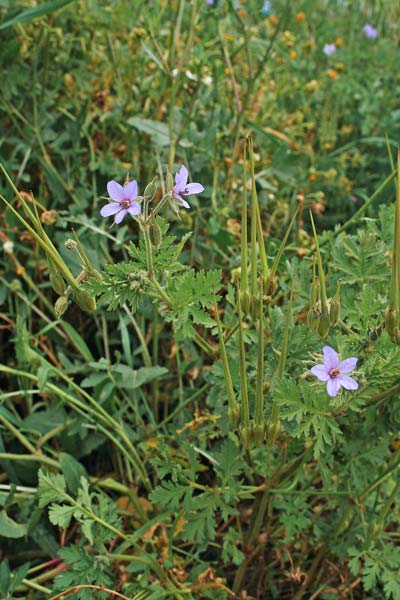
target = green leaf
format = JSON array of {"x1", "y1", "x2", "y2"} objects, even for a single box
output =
[
  {"x1": 0, "y1": 0, "x2": 75, "y2": 31},
  {"x1": 48, "y1": 504, "x2": 75, "y2": 529},
  {"x1": 60, "y1": 453, "x2": 88, "y2": 495},
  {"x1": 0, "y1": 510, "x2": 27, "y2": 538},
  {"x1": 38, "y1": 469, "x2": 68, "y2": 508},
  {"x1": 127, "y1": 117, "x2": 170, "y2": 146}
]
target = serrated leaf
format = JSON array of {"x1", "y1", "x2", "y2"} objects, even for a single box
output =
[
  {"x1": 48, "y1": 504, "x2": 75, "y2": 529},
  {"x1": 38, "y1": 469, "x2": 68, "y2": 508}
]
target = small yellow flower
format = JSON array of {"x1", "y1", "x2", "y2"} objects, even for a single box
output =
[
  {"x1": 270, "y1": 14, "x2": 279, "y2": 26},
  {"x1": 224, "y1": 67, "x2": 230, "y2": 76},
  {"x1": 305, "y1": 79, "x2": 319, "y2": 92},
  {"x1": 238, "y1": 8, "x2": 245, "y2": 17},
  {"x1": 336, "y1": 62, "x2": 345, "y2": 72},
  {"x1": 296, "y1": 12, "x2": 305, "y2": 22},
  {"x1": 223, "y1": 33, "x2": 234, "y2": 41},
  {"x1": 335, "y1": 37, "x2": 343, "y2": 46},
  {"x1": 290, "y1": 50, "x2": 297, "y2": 59},
  {"x1": 327, "y1": 69, "x2": 338, "y2": 79}
]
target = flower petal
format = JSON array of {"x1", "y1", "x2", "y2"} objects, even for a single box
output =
[
  {"x1": 178, "y1": 198, "x2": 191, "y2": 209},
  {"x1": 107, "y1": 180, "x2": 125, "y2": 201},
  {"x1": 175, "y1": 165, "x2": 188, "y2": 187},
  {"x1": 173, "y1": 191, "x2": 184, "y2": 202},
  {"x1": 185, "y1": 182, "x2": 204, "y2": 195},
  {"x1": 327, "y1": 378, "x2": 341, "y2": 397},
  {"x1": 100, "y1": 202, "x2": 121, "y2": 217},
  {"x1": 336, "y1": 375, "x2": 358, "y2": 391},
  {"x1": 128, "y1": 202, "x2": 141, "y2": 216},
  {"x1": 311, "y1": 365, "x2": 330, "y2": 382},
  {"x1": 338, "y1": 357, "x2": 358, "y2": 373},
  {"x1": 123, "y1": 180, "x2": 138, "y2": 200},
  {"x1": 114, "y1": 209, "x2": 127, "y2": 224},
  {"x1": 323, "y1": 346, "x2": 339, "y2": 369}
]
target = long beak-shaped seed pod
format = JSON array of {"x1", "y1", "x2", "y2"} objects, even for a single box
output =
[
  {"x1": 248, "y1": 137, "x2": 269, "y2": 287},
  {"x1": 268, "y1": 285, "x2": 293, "y2": 446},
  {"x1": 385, "y1": 149, "x2": 400, "y2": 342},
  {"x1": 240, "y1": 144, "x2": 251, "y2": 315},
  {"x1": 237, "y1": 284, "x2": 251, "y2": 448},
  {"x1": 253, "y1": 278, "x2": 265, "y2": 446},
  {"x1": 310, "y1": 210, "x2": 330, "y2": 338},
  {"x1": 214, "y1": 295, "x2": 240, "y2": 427}
]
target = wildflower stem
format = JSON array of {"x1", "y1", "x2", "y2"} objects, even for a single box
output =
[
  {"x1": 237, "y1": 290, "x2": 250, "y2": 430},
  {"x1": 309, "y1": 211, "x2": 328, "y2": 313},
  {"x1": 240, "y1": 145, "x2": 249, "y2": 294},
  {"x1": 255, "y1": 280, "x2": 264, "y2": 427},
  {"x1": 142, "y1": 225, "x2": 154, "y2": 279}
]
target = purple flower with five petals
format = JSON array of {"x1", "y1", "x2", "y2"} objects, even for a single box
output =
[
  {"x1": 100, "y1": 180, "x2": 141, "y2": 225},
  {"x1": 363, "y1": 24, "x2": 378, "y2": 39},
  {"x1": 311, "y1": 346, "x2": 358, "y2": 398},
  {"x1": 172, "y1": 165, "x2": 204, "y2": 209},
  {"x1": 323, "y1": 43, "x2": 336, "y2": 56}
]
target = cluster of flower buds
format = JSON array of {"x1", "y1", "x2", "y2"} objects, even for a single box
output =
[{"x1": 307, "y1": 275, "x2": 341, "y2": 338}]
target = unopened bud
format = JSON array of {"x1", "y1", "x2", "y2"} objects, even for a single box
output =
[
  {"x1": 329, "y1": 279, "x2": 341, "y2": 325},
  {"x1": 239, "y1": 426, "x2": 252, "y2": 450},
  {"x1": 228, "y1": 402, "x2": 241, "y2": 428},
  {"x1": 72, "y1": 289, "x2": 96, "y2": 312},
  {"x1": 240, "y1": 289, "x2": 251, "y2": 315},
  {"x1": 385, "y1": 307, "x2": 398, "y2": 339},
  {"x1": 317, "y1": 312, "x2": 330, "y2": 338},
  {"x1": 144, "y1": 177, "x2": 158, "y2": 200},
  {"x1": 54, "y1": 294, "x2": 69, "y2": 318},
  {"x1": 307, "y1": 308, "x2": 319, "y2": 332},
  {"x1": 48, "y1": 262, "x2": 66, "y2": 296},
  {"x1": 267, "y1": 419, "x2": 281, "y2": 446},
  {"x1": 166, "y1": 172, "x2": 174, "y2": 192},
  {"x1": 250, "y1": 422, "x2": 265, "y2": 447},
  {"x1": 266, "y1": 275, "x2": 277, "y2": 296},
  {"x1": 150, "y1": 216, "x2": 162, "y2": 248},
  {"x1": 249, "y1": 294, "x2": 260, "y2": 320}
]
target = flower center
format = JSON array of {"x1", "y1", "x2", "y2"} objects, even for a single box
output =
[
  {"x1": 119, "y1": 198, "x2": 131, "y2": 209},
  {"x1": 329, "y1": 367, "x2": 340, "y2": 379}
]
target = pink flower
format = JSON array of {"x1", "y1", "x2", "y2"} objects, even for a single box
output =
[
  {"x1": 172, "y1": 165, "x2": 204, "y2": 209},
  {"x1": 100, "y1": 180, "x2": 141, "y2": 224},
  {"x1": 311, "y1": 346, "x2": 358, "y2": 398},
  {"x1": 323, "y1": 43, "x2": 336, "y2": 56}
]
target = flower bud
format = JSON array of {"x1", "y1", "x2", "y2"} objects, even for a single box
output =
[
  {"x1": 266, "y1": 275, "x2": 277, "y2": 296},
  {"x1": 150, "y1": 215, "x2": 162, "y2": 248},
  {"x1": 329, "y1": 279, "x2": 341, "y2": 325},
  {"x1": 239, "y1": 426, "x2": 252, "y2": 450},
  {"x1": 228, "y1": 402, "x2": 241, "y2": 428},
  {"x1": 144, "y1": 177, "x2": 158, "y2": 201},
  {"x1": 166, "y1": 172, "x2": 174, "y2": 193},
  {"x1": 48, "y1": 261, "x2": 66, "y2": 296},
  {"x1": 250, "y1": 422, "x2": 265, "y2": 447},
  {"x1": 317, "y1": 312, "x2": 331, "y2": 338},
  {"x1": 267, "y1": 419, "x2": 281, "y2": 446},
  {"x1": 240, "y1": 289, "x2": 251, "y2": 315},
  {"x1": 307, "y1": 308, "x2": 319, "y2": 332},
  {"x1": 54, "y1": 294, "x2": 69, "y2": 318},
  {"x1": 72, "y1": 289, "x2": 96, "y2": 312},
  {"x1": 385, "y1": 307, "x2": 398, "y2": 339}
]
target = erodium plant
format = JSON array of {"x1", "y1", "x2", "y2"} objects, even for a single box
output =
[{"x1": 1, "y1": 142, "x2": 400, "y2": 599}]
